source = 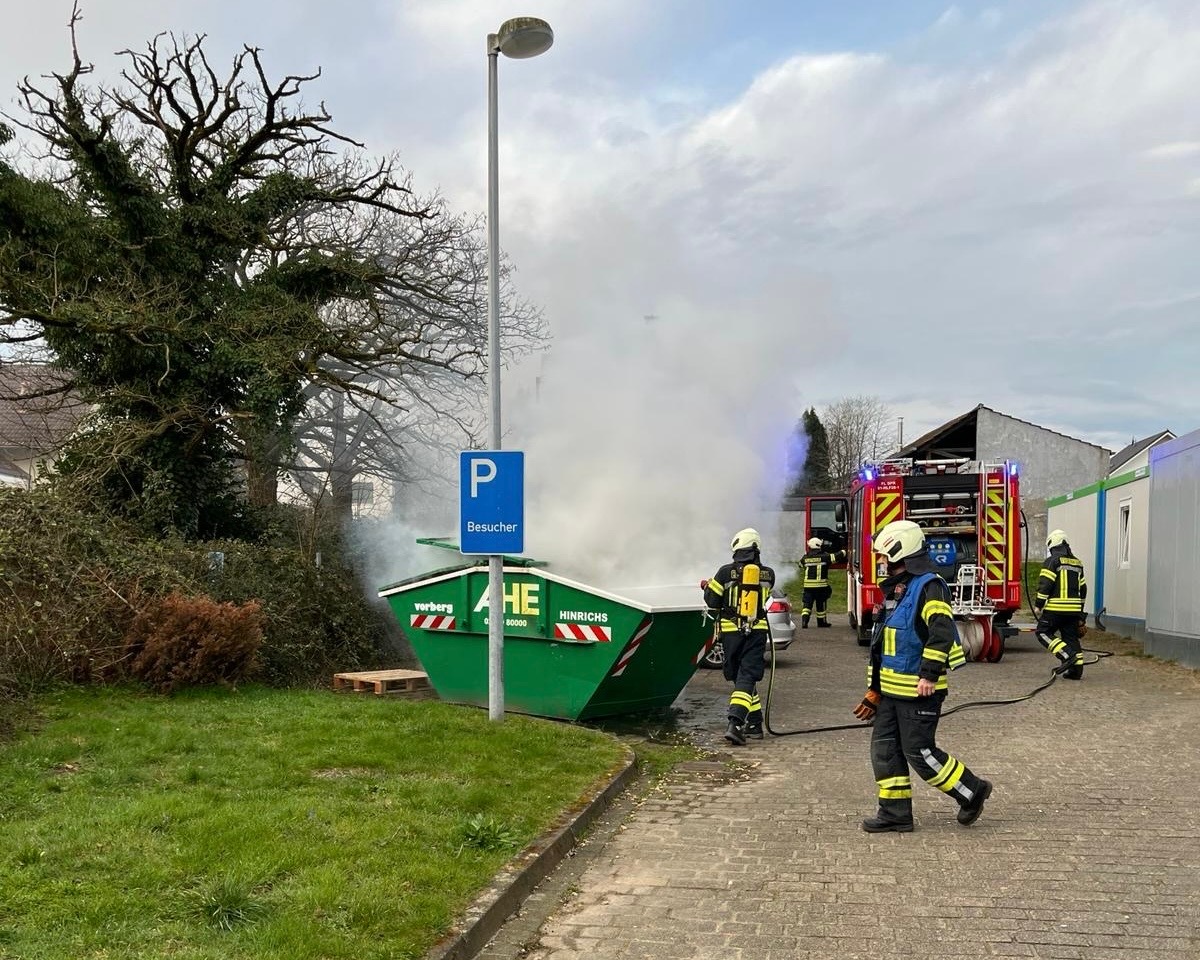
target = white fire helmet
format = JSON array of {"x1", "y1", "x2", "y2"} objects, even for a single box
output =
[
  {"x1": 807, "y1": 537, "x2": 824, "y2": 549},
  {"x1": 730, "y1": 528, "x2": 762, "y2": 552},
  {"x1": 873, "y1": 519, "x2": 925, "y2": 563},
  {"x1": 1047, "y1": 529, "x2": 1069, "y2": 550}
]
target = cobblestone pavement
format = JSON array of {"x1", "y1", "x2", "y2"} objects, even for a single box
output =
[{"x1": 483, "y1": 627, "x2": 1200, "y2": 960}]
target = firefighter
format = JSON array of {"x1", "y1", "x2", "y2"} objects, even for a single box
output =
[
  {"x1": 1034, "y1": 529, "x2": 1088, "y2": 680},
  {"x1": 853, "y1": 519, "x2": 993, "y2": 833},
  {"x1": 799, "y1": 536, "x2": 846, "y2": 628},
  {"x1": 703, "y1": 528, "x2": 775, "y2": 745}
]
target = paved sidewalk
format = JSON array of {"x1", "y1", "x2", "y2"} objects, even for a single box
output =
[{"x1": 488, "y1": 627, "x2": 1200, "y2": 960}]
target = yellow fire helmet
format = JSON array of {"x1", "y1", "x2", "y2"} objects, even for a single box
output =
[{"x1": 873, "y1": 519, "x2": 925, "y2": 563}]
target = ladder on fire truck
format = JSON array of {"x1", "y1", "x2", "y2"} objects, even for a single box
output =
[{"x1": 979, "y1": 461, "x2": 1009, "y2": 590}]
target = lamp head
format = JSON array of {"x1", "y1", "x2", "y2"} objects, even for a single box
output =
[{"x1": 496, "y1": 17, "x2": 554, "y2": 59}]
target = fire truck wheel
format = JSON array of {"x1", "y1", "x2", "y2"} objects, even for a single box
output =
[
  {"x1": 856, "y1": 626, "x2": 872, "y2": 647},
  {"x1": 985, "y1": 629, "x2": 1005, "y2": 663},
  {"x1": 848, "y1": 610, "x2": 858, "y2": 631}
]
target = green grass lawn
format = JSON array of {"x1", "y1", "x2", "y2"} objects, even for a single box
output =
[
  {"x1": 0, "y1": 686, "x2": 627, "y2": 960},
  {"x1": 784, "y1": 567, "x2": 849, "y2": 618}
]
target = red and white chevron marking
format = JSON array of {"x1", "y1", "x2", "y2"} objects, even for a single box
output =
[
  {"x1": 409, "y1": 614, "x2": 456, "y2": 630},
  {"x1": 694, "y1": 633, "x2": 718, "y2": 665},
  {"x1": 611, "y1": 617, "x2": 653, "y2": 676},
  {"x1": 553, "y1": 622, "x2": 612, "y2": 643}
]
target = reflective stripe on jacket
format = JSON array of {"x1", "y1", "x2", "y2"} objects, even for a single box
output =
[
  {"x1": 704, "y1": 561, "x2": 776, "y2": 633},
  {"x1": 800, "y1": 549, "x2": 846, "y2": 588},
  {"x1": 1036, "y1": 549, "x2": 1087, "y2": 613},
  {"x1": 868, "y1": 570, "x2": 965, "y2": 699}
]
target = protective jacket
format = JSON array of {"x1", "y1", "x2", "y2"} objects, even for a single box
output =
[
  {"x1": 1035, "y1": 545, "x2": 1087, "y2": 614},
  {"x1": 868, "y1": 557, "x2": 965, "y2": 699},
  {"x1": 704, "y1": 549, "x2": 776, "y2": 634},
  {"x1": 800, "y1": 548, "x2": 846, "y2": 588}
]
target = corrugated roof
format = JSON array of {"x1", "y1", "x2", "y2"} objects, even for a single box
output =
[{"x1": 1108, "y1": 430, "x2": 1174, "y2": 474}]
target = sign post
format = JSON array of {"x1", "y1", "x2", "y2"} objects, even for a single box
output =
[{"x1": 460, "y1": 451, "x2": 524, "y2": 720}]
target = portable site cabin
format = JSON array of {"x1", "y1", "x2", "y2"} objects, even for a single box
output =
[{"x1": 1145, "y1": 430, "x2": 1200, "y2": 667}]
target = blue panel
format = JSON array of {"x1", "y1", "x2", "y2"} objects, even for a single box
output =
[{"x1": 459, "y1": 451, "x2": 524, "y2": 555}]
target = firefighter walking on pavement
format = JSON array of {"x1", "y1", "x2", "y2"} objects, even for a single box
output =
[
  {"x1": 1034, "y1": 529, "x2": 1088, "y2": 680},
  {"x1": 799, "y1": 536, "x2": 846, "y2": 628},
  {"x1": 854, "y1": 519, "x2": 993, "y2": 832},
  {"x1": 703, "y1": 528, "x2": 775, "y2": 745}
]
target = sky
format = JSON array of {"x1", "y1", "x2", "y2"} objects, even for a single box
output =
[{"x1": 2, "y1": 1, "x2": 1197, "y2": 581}]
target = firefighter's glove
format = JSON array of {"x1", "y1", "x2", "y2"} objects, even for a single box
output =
[
  {"x1": 1077, "y1": 619, "x2": 1088, "y2": 640},
  {"x1": 853, "y1": 690, "x2": 881, "y2": 722}
]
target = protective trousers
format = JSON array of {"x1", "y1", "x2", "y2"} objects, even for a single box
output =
[
  {"x1": 801, "y1": 586, "x2": 832, "y2": 625},
  {"x1": 721, "y1": 629, "x2": 766, "y2": 731},
  {"x1": 870, "y1": 692, "x2": 987, "y2": 823},
  {"x1": 1036, "y1": 611, "x2": 1084, "y2": 679}
]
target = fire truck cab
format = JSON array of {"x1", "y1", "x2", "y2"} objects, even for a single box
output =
[{"x1": 805, "y1": 457, "x2": 1022, "y2": 662}]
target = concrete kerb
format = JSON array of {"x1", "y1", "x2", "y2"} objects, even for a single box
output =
[{"x1": 423, "y1": 745, "x2": 639, "y2": 960}]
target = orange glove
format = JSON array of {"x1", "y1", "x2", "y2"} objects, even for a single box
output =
[{"x1": 853, "y1": 690, "x2": 881, "y2": 721}]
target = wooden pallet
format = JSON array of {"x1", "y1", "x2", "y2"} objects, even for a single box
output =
[{"x1": 333, "y1": 669, "x2": 431, "y2": 696}]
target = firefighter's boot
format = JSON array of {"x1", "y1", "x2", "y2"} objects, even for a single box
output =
[
  {"x1": 745, "y1": 715, "x2": 764, "y2": 740},
  {"x1": 817, "y1": 618, "x2": 831, "y2": 629},
  {"x1": 957, "y1": 779, "x2": 993, "y2": 826},
  {"x1": 1054, "y1": 648, "x2": 1083, "y2": 680},
  {"x1": 1063, "y1": 645, "x2": 1084, "y2": 680},
  {"x1": 801, "y1": 614, "x2": 810, "y2": 629},
  {"x1": 861, "y1": 810, "x2": 914, "y2": 833},
  {"x1": 723, "y1": 719, "x2": 747, "y2": 746}
]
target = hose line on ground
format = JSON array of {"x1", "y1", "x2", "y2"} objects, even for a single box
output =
[{"x1": 758, "y1": 584, "x2": 1114, "y2": 736}]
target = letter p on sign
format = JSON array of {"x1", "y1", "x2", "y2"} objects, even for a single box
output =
[{"x1": 470, "y1": 458, "x2": 497, "y2": 498}]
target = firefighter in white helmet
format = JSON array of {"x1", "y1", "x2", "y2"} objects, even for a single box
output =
[
  {"x1": 799, "y1": 536, "x2": 846, "y2": 628},
  {"x1": 1033, "y1": 529, "x2": 1088, "y2": 679},
  {"x1": 854, "y1": 519, "x2": 993, "y2": 832},
  {"x1": 702, "y1": 528, "x2": 776, "y2": 745}
]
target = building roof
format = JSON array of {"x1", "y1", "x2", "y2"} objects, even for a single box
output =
[
  {"x1": 0, "y1": 363, "x2": 90, "y2": 455},
  {"x1": 894, "y1": 403, "x2": 1112, "y2": 459},
  {"x1": 0, "y1": 450, "x2": 27, "y2": 486},
  {"x1": 1108, "y1": 430, "x2": 1175, "y2": 474}
]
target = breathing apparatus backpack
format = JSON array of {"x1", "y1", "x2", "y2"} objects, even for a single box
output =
[{"x1": 733, "y1": 562, "x2": 761, "y2": 635}]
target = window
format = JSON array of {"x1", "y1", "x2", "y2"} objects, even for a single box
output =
[{"x1": 1118, "y1": 499, "x2": 1132, "y2": 569}]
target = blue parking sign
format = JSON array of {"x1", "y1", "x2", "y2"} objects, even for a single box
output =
[{"x1": 460, "y1": 451, "x2": 524, "y2": 555}]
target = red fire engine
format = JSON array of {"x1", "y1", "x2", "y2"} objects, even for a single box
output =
[{"x1": 805, "y1": 457, "x2": 1023, "y2": 662}]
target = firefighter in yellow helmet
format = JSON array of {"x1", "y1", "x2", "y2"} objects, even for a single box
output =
[
  {"x1": 703, "y1": 528, "x2": 776, "y2": 745},
  {"x1": 799, "y1": 536, "x2": 846, "y2": 628},
  {"x1": 1033, "y1": 529, "x2": 1088, "y2": 680},
  {"x1": 853, "y1": 519, "x2": 992, "y2": 832}
]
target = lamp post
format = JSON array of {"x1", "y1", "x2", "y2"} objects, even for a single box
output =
[{"x1": 485, "y1": 17, "x2": 553, "y2": 722}]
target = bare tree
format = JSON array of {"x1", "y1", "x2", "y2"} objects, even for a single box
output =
[
  {"x1": 0, "y1": 14, "x2": 548, "y2": 534},
  {"x1": 823, "y1": 395, "x2": 893, "y2": 487}
]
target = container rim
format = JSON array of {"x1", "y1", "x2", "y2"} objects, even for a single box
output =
[{"x1": 378, "y1": 565, "x2": 705, "y2": 614}]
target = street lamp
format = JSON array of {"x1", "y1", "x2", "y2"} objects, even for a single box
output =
[{"x1": 486, "y1": 16, "x2": 553, "y2": 722}]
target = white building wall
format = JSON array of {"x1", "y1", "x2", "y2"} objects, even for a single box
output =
[
  {"x1": 1102, "y1": 470, "x2": 1150, "y2": 625},
  {"x1": 1046, "y1": 490, "x2": 1099, "y2": 615},
  {"x1": 1146, "y1": 429, "x2": 1200, "y2": 667}
]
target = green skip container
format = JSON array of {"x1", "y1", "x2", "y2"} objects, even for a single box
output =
[{"x1": 377, "y1": 540, "x2": 713, "y2": 721}]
